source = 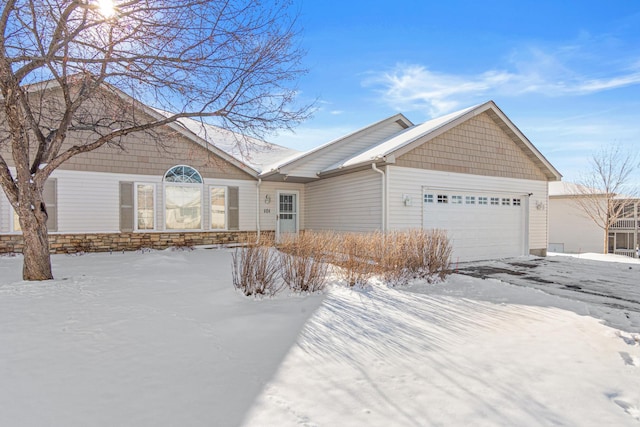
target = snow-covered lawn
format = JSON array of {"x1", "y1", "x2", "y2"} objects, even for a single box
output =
[{"x1": 1, "y1": 249, "x2": 639, "y2": 426}]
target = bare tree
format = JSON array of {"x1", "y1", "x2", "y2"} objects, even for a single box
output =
[
  {"x1": 0, "y1": 0, "x2": 310, "y2": 280},
  {"x1": 572, "y1": 143, "x2": 639, "y2": 253}
]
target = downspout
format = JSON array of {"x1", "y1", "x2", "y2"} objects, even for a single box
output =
[
  {"x1": 256, "y1": 178, "x2": 262, "y2": 243},
  {"x1": 371, "y1": 163, "x2": 385, "y2": 232}
]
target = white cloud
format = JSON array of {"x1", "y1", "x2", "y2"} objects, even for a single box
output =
[{"x1": 363, "y1": 52, "x2": 640, "y2": 117}]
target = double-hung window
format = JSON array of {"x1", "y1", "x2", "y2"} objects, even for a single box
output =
[
  {"x1": 136, "y1": 184, "x2": 155, "y2": 230},
  {"x1": 210, "y1": 187, "x2": 227, "y2": 229}
]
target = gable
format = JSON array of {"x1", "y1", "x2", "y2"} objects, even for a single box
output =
[
  {"x1": 59, "y1": 128, "x2": 256, "y2": 180},
  {"x1": 396, "y1": 112, "x2": 548, "y2": 181},
  {"x1": 0, "y1": 83, "x2": 256, "y2": 180},
  {"x1": 263, "y1": 114, "x2": 412, "y2": 180}
]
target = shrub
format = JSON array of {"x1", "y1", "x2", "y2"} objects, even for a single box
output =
[
  {"x1": 375, "y1": 229, "x2": 452, "y2": 285},
  {"x1": 278, "y1": 231, "x2": 330, "y2": 292},
  {"x1": 231, "y1": 236, "x2": 281, "y2": 296},
  {"x1": 328, "y1": 232, "x2": 378, "y2": 287}
]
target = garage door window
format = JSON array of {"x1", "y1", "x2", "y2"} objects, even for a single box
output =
[
  {"x1": 490, "y1": 197, "x2": 500, "y2": 206},
  {"x1": 513, "y1": 198, "x2": 521, "y2": 206},
  {"x1": 424, "y1": 194, "x2": 434, "y2": 203},
  {"x1": 502, "y1": 198, "x2": 511, "y2": 206},
  {"x1": 465, "y1": 196, "x2": 476, "y2": 204},
  {"x1": 478, "y1": 197, "x2": 488, "y2": 205},
  {"x1": 437, "y1": 195, "x2": 448, "y2": 204},
  {"x1": 451, "y1": 195, "x2": 462, "y2": 204}
]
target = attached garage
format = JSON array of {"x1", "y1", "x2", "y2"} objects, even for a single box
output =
[
  {"x1": 264, "y1": 100, "x2": 561, "y2": 261},
  {"x1": 422, "y1": 188, "x2": 528, "y2": 262}
]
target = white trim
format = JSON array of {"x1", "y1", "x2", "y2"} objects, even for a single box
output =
[
  {"x1": 134, "y1": 183, "x2": 156, "y2": 231},
  {"x1": 209, "y1": 185, "x2": 228, "y2": 231},
  {"x1": 9, "y1": 207, "x2": 21, "y2": 233},
  {"x1": 276, "y1": 189, "x2": 300, "y2": 240},
  {"x1": 163, "y1": 181, "x2": 204, "y2": 231}
]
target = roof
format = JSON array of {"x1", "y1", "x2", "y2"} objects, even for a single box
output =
[
  {"x1": 259, "y1": 113, "x2": 413, "y2": 177},
  {"x1": 322, "y1": 105, "x2": 479, "y2": 172},
  {"x1": 172, "y1": 115, "x2": 300, "y2": 174},
  {"x1": 550, "y1": 181, "x2": 637, "y2": 200},
  {"x1": 318, "y1": 101, "x2": 562, "y2": 181},
  {"x1": 549, "y1": 181, "x2": 596, "y2": 197}
]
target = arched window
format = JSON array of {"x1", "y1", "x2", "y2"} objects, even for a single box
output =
[
  {"x1": 164, "y1": 165, "x2": 203, "y2": 230},
  {"x1": 164, "y1": 165, "x2": 203, "y2": 184}
]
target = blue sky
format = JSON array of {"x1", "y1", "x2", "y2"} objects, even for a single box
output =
[{"x1": 271, "y1": 0, "x2": 640, "y2": 183}]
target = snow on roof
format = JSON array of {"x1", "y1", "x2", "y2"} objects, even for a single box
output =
[
  {"x1": 322, "y1": 104, "x2": 480, "y2": 172},
  {"x1": 548, "y1": 181, "x2": 591, "y2": 196},
  {"x1": 549, "y1": 181, "x2": 620, "y2": 197},
  {"x1": 259, "y1": 113, "x2": 413, "y2": 174},
  {"x1": 160, "y1": 113, "x2": 301, "y2": 173}
]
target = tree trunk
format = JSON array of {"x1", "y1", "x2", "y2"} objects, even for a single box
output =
[
  {"x1": 20, "y1": 206, "x2": 53, "y2": 281},
  {"x1": 604, "y1": 225, "x2": 609, "y2": 255}
]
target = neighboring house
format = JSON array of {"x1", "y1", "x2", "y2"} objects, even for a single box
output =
[
  {"x1": 548, "y1": 181, "x2": 640, "y2": 257},
  {"x1": 1, "y1": 88, "x2": 561, "y2": 261}
]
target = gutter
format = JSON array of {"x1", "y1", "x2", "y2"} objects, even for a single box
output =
[
  {"x1": 256, "y1": 178, "x2": 262, "y2": 243},
  {"x1": 371, "y1": 163, "x2": 386, "y2": 232}
]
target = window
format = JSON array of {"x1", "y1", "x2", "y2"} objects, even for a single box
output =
[
  {"x1": 465, "y1": 196, "x2": 476, "y2": 205},
  {"x1": 513, "y1": 198, "x2": 521, "y2": 206},
  {"x1": 164, "y1": 165, "x2": 203, "y2": 230},
  {"x1": 424, "y1": 194, "x2": 434, "y2": 204},
  {"x1": 451, "y1": 195, "x2": 462, "y2": 204},
  {"x1": 478, "y1": 196, "x2": 488, "y2": 205},
  {"x1": 437, "y1": 194, "x2": 448, "y2": 204},
  {"x1": 622, "y1": 202, "x2": 635, "y2": 218},
  {"x1": 490, "y1": 197, "x2": 500, "y2": 206},
  {"x1": 615, "y1": 232, "x2": 634, "y2": 250},
  {"x1": 136, "y1": 184, "x2": 155, "y2": 230},
  {"x1": 164, "y1": 165, "x2": 203, "y2": 183},
  {"x1": 502, "y1": 198, "x2": 511, "y2": 206},
  {"x1": 210, "y1": 187, "x2": 226, "y2": 229}
]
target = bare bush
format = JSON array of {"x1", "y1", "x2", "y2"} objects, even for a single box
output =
[
  {"x1": 375, "y1": 229, "x2": 452, "y2": 285},
  {"x1": 231, "y1": 236, "x2": 281, "y2": 297},
  {"x1": 327, "y1": 232, "x2": 378, "y2": 287},
  {"x1": 278, "y1": 232, "x2": 330, "y2": 292}
]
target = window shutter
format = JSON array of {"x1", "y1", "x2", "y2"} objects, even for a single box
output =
[
  {"x1": 119, "y1": 182, "x2": 134, "y2": 232},
  {"x1": 228, "y1": 186, "x2": 239, "y2": 230},
  {"x1": 43, "y1": 179, "x2": 57, "y2": 232}
]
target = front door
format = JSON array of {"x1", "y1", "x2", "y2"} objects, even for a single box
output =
[{"x1": 277, "y1": 191, "x2": 298, "y2": 239}]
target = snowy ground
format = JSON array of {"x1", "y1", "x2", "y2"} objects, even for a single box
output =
[{"x1": 1, "y1": 249, "x2": 639, "y2": 426}]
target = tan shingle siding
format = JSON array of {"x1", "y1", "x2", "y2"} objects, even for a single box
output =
[
  {"x1": 1, "y1": 86, "x2": 254, "y2": 181},
  {"x1": 396, "y1": 112, "x2": 547, "y2": 181},
  {"x1": 57, "y1": 129, "x2": 254, "y2": 180}
]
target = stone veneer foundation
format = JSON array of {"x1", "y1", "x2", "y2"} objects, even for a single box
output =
[{"x1": 0, "y1": 231, "x2": 259, "y2": 254}]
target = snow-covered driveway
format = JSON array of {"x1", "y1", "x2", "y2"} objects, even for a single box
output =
[{"x1": 456, "y1": 253, "x2": 640, "y2": 333}]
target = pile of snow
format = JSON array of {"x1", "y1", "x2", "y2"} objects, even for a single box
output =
[{"x1": 1, "y1": 250, "x2": 639, "y2": 426}]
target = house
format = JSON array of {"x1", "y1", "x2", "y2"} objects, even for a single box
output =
[
  {"x1": 548, "y1": 181, "x2": 640, "y2": 257},
  {"x1": 1, "y1": 87, "x2": 561, "y2": 261}
]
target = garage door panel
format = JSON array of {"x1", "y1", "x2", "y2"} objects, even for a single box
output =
[{"x1": 423, "y1": 190, "x2": 525, "y2": 262}]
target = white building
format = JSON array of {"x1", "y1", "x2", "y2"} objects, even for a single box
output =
[{"x1": 1, "y1": 86, "x2": 561, "y2": 261}]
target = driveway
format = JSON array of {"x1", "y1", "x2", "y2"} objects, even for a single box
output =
[{"x1": 455, "y1": 255, "x2": 640, "y2": 333}]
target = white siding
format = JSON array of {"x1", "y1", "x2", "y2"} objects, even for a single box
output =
[
  {"x1": 305, "y1": 169, "x2": 382, "y2": 232},
  {"x1": 283, "y1": 122, "x2": 406, "y2": 178},
  {"x1": 387, "y1": 166, "x2": 549, "y2": 252},
  {"x1": 25, "y1": 169, "x2": 261, "y2": 233},
  {"x1": 258, "y1": 181, "x2": 305, "y2": 231},
  {"x1": 548, "y1": 197, "x2": 603, "y2": 253}
]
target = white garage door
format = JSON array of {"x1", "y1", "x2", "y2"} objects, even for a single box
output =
[{"x1": 422, "y1": 190, "x2": 527, "y2": 262}]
